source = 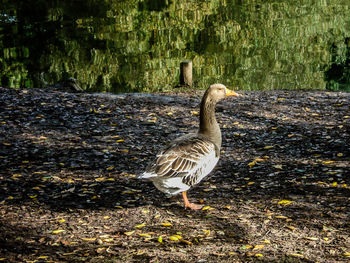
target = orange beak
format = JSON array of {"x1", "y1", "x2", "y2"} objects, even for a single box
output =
[{"x1": 226, "y1": 88, "x2": 240, "y2": 97}]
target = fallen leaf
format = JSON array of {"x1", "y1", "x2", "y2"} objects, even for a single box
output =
[
  {"x1": 263, "y1": 145, "x2": 274, "y2": 150},
  {"x1": 124, "y1": 231, "x2": 135, "y2": 236},
  {"x1": 52, "y1": 229, "x2": 65, "y2": 234},
  {"x1": 253, "y1": 244, "x2": 265, "y2": 250},
  {"x1": 322, "y1": 160, "x2": 335, "y2": 164},
  {"x1": 161, "y1": 223, "x2": 172, "y2": 227},
  {"x1": 135, "y1": 224, "x2": 146, "y2": 228},
  {"x1": 81, "y1": 238, "x2": 96, "y2": 242},
  {"x1": 275, "y1": 215, "x2": 288, "y2": 219},
  {"x1": 203, "y1": 229, "x2": 210, "y2": 236},
  {"x1": 169, "y1": 235, "x2": 182, "y2": 241},
  {"x1": 248, "y1": 161, "x2": 256, "y2": 167},
  {"x1": 288, "y1": 253, "x2": 304, "y2": 258},
  {"x1": 180, "y1": 239, "x2": 193, "y2": 245},
  {"x1": 138, "y1": 233, "x2": 151, "y2": 238},
  {"x1": 273, "y1": 164, "x2": 283, "y2": 169},
  {"x1": 304, "y1": 237, "x2": 318, "y2": 241},
  {"x1": 37, "y1": 256, "x2": 48, "y2": 259},
  {"x1": 278, "y1": 200, "x2": 293, "y2": 205}
]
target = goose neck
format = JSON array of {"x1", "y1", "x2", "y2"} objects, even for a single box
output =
[{"x1": 198, "y1": 97, "x2": 221, "y2": 147}]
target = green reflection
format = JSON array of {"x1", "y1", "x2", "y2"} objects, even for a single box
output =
[{"x1": 0, "y1": 0, "x2": 350, "y2": 92}]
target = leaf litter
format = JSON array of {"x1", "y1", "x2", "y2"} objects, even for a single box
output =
[{"x1": 0, "y1": 87, "x2": 349, "y2": 262}]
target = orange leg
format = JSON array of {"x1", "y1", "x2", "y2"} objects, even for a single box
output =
[{"x1": 182, "y1": 191, "x2": 202, "y2": 210}]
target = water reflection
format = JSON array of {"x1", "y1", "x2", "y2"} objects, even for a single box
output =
[{"x1": 0, "y1": 0, "x2": 349, "y2": 92}]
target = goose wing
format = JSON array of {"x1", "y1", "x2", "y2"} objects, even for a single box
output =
[{"x1": 142, "y1": 135, "x2": 219, "y2": 187}]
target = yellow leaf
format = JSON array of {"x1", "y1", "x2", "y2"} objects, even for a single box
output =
[
  {"x1": 116, "y1": 139, "x2": 125, "y2": 143},
  {"x1": 124, "y1": 231, "x2": 135, "y2": 236},
  {"x1": 253, "y1": 244, "x2": 265, "y2": 250},
  {"x1": 191, "y1": 111, "x2": 199, "y2": 115},
  {"x1": 202, "y1": 206, "x2": 213, "y2": 211},
  {"x1": 261, "y1": 240, "x2": 271, "y2": 244},
  {"x1": 180, "y1": 239, "x2": 193, "y2": 245},
  {"x1": 135, "y1": 224, "x2": 146, "y2": 228},
  {"x1": 255, "y1": 253, "x2": 263, "y2": 257},
  {"x1": 343, "y1": 253, "x2": 350, "y2": 257},
  {"x1": 248, "y1": 161, "x2": 256, "y2": 167},
  {"x1": 286, "y1": 226, "x2": 295, "y2": 230},
  {"x1": 275, "y1": 215, "x2": 288, "y2": 219},
  {"x1": 7, "y1": 196, "x2": 14, "y2": 200},
  {"x1": 106, "y1": 166, "x2": 114, "y2": 170},
  {"x1": 161, "y1": 223, "x2": 172, "y2": 227},
  {"x1": 58, "y1": 219, "x2": 66, "y2": 223},
  {"x1": 29, "y1": 195, "x2": 37, "y2": 199},
  {"x1": 11, "y1": 174, "x2": 22, "y2": 178},
  {"x1": 37, "y1": 256, "x2": 49, "y2": 259},
  {"x1": 247, "y1": 182, "x2": 255, "y2": 185},
  {"x1": 95, "y1": 177, "x2": 105, "y2": 182},
  {"x1": 82, "y1": 238, "x2": 96, "y2": 242},
  {"x1": 263, "y1": 145, "x2": 274, "y2": 150},
  {"x1": 169, "y1": 235, "x2": 181, "y2": 241},
  {"x1": 337, "y1": 153, "x2": 343, "y2": 157},
  {"x1": 32, "y1": 186, "x2": 40, "y2": 190},
  {"x1": 224, "y1": 205, "x2": 231, "y2": 210},
  {"x1": 52, "y1": 229, "x2": 65, "y2": 234},
  {"x1": 167, "y1": 112, "x2": 173, "y2": 116},
  {"x1": 203, "y1": 230, "x2": 210, "y2": 236},
  {"x1": 278, "y1": 200, "x2": 293, "y2": 205},
  {"x1": 158, "y1": 236, "x2": 163, "y2": 243},
  {"x1": 103, "y1": 216, "x2": 110, "y2": 219},
  {"x1": 332, "y1": 182, "x2": 338, "y2": 187},
  {"x1": 22, "y1": 160, "x2": 29, "y2": 164},
  {"x1": 138, "y1": 233, "x2": 151, "y2": 238},
  {"x1": 322, "y1": 160, "x2": 335, "y2": 164},
  {"x1": 288, "y1": 253, "x2": 304, "y2": 258}
]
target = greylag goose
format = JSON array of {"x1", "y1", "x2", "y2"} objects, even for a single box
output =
[{"x1": 140, "y1": 84, "x2": 239, "y2": 209}]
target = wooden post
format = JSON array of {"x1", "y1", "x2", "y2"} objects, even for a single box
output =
[{"x1": 180, "y1": 60, "x2": 192, "y2": 86}]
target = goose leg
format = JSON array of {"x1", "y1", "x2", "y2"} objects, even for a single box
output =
[{"x1": 182, "y1": 191, "x2": 202, "y2": 210}]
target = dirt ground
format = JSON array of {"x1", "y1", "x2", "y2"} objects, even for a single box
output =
[{"x1": 0, "y1": 87, "x2": 349, "y2": 263}]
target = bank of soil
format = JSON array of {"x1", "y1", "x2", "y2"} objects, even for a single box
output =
[{"x1": 0, "y1": 87, "x2": 349, "y2": 262}]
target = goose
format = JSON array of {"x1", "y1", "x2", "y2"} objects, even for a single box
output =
[{"x1": 140, "y1": 84, "x2": 239, "y2": 209}]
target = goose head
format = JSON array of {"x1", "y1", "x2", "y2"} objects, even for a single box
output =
[{"x1": 204, "y1": 83, "x2": 239, "y2": 103}]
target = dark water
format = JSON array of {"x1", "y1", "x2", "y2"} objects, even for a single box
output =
[{"x1": 1, "y1": 0, "x2": 350, "y2": 92}]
